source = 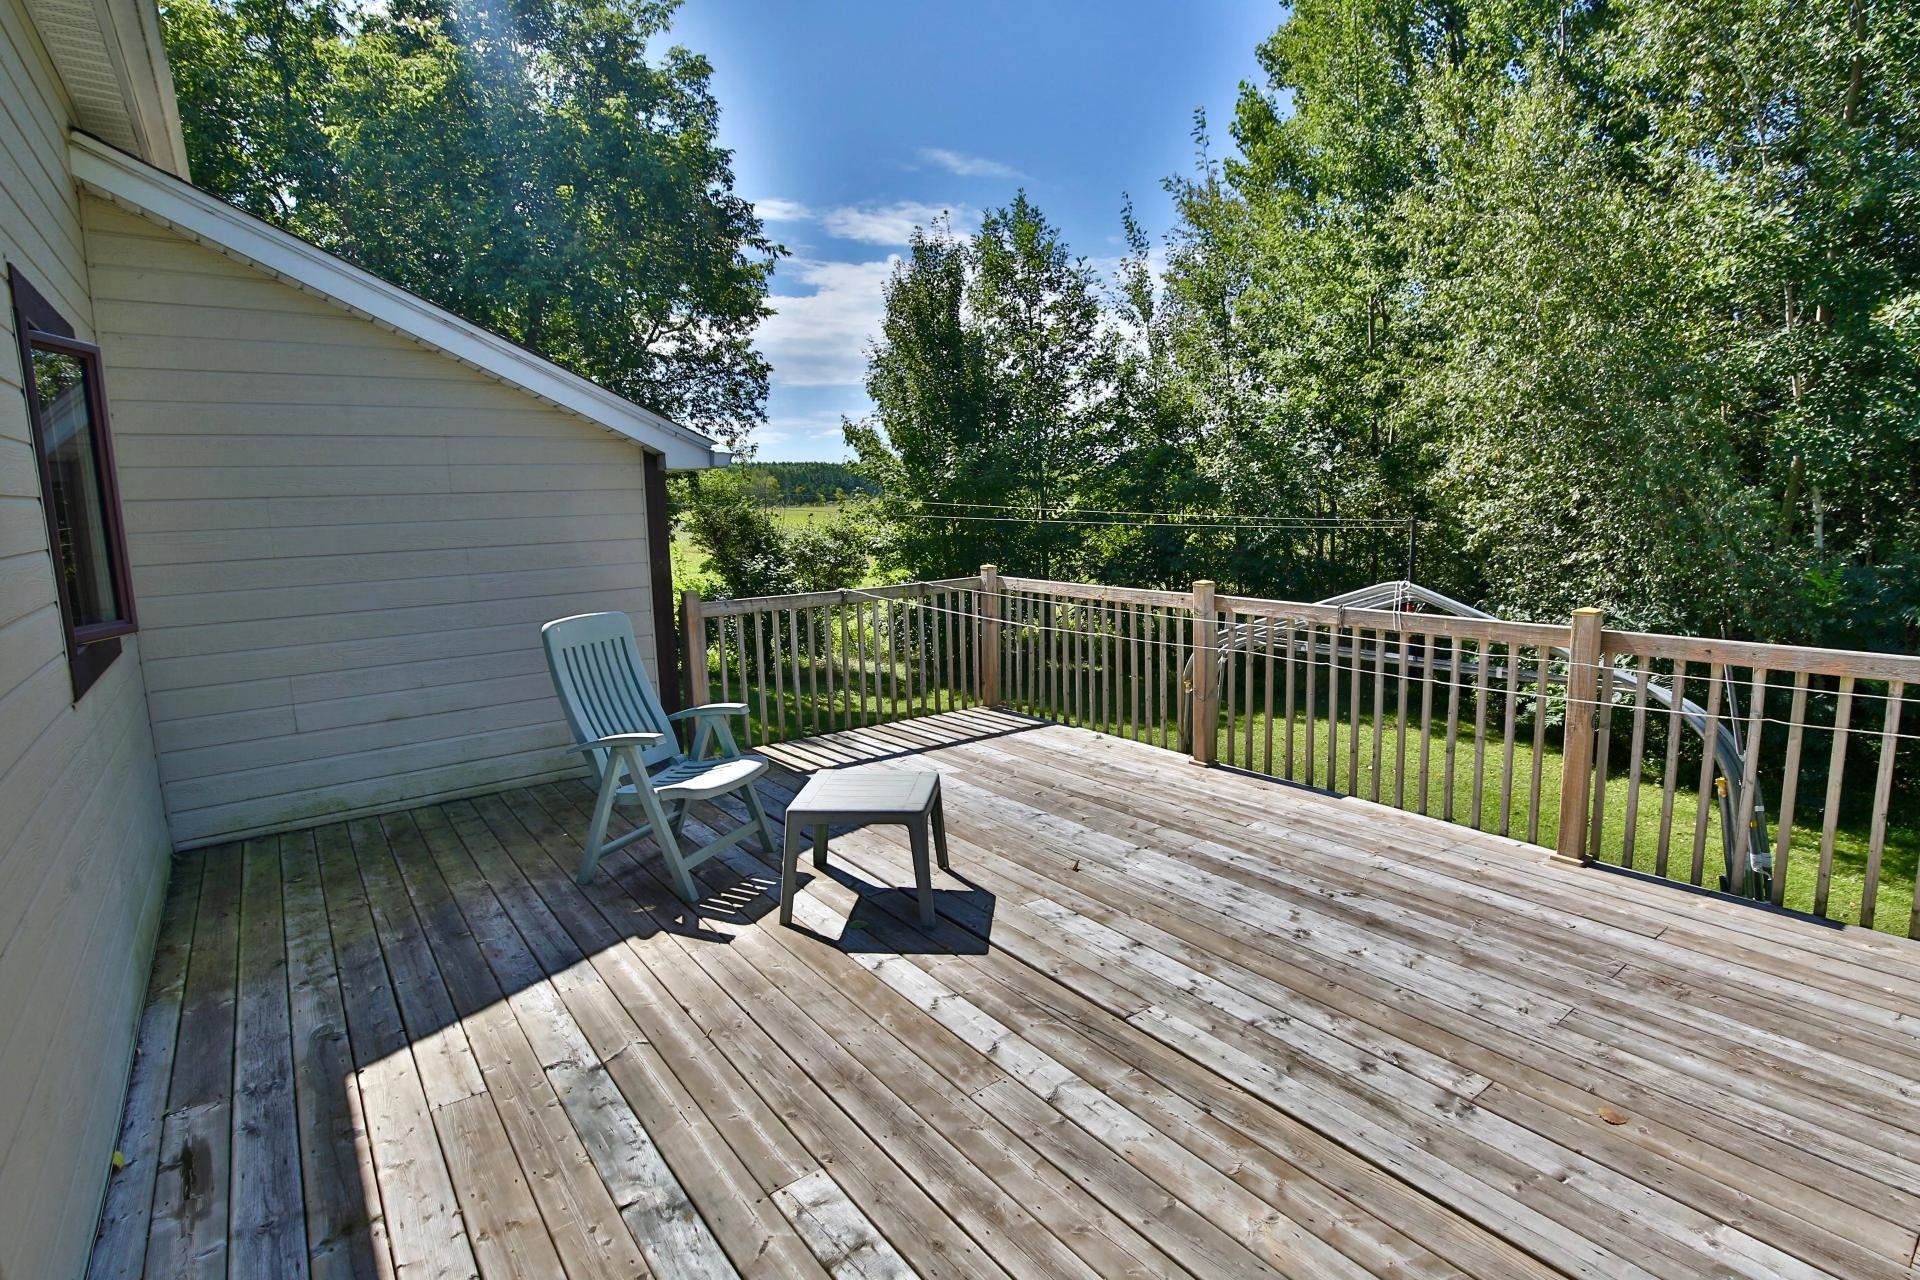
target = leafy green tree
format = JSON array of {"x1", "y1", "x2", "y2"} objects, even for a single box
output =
[
  {"x1": 849, "y1": 199, "x2": 1120, "y2": 580},
  {"x1": 847, "y1": 220, "x2": 1013, "y2": 577},
  {"x1": 162, "y1": 0, "x2": 777, "y2": 445}
]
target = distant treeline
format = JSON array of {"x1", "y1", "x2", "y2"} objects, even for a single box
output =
[{"x1": 732, "y1": 462, "x2": 876, "y2": 506}]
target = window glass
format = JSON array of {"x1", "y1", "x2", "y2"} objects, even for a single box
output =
[{"x1": 29, "y1": 347, "x2": 122, "y2": 627}]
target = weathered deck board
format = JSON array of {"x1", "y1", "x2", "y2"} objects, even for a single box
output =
[{"x1": 89, "y1": 709, "x2": 1920, "y2": 1279}]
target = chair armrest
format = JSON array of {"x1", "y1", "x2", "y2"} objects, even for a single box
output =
[
  {"x1": 575, "y1": 732, "x2": 664, "y2": 756},
  {"x1": 669, "y1": 703, "x2": 750, "y2": 721}
]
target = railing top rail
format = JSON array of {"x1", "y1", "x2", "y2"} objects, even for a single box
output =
[
  {"x1": 998, "y1": 577, "x2": 1193, "y2": 608},
  {"x1": 700, "y1": 576, "x2": 982, "y2": 617},
  {"x1": 1213, "y1": 595, "x2": 1570, "y2": 647},
  {"x1": 1602, "y1": 629, "x2": 1920, "y2": 683}
]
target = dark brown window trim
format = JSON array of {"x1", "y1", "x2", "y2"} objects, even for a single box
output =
[{"x1": 10, "y1": 265, "x2": 137, "y2": 701}]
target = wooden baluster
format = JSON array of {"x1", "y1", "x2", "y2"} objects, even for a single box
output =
[
  {"x1": 1395, "y1": 631, "x2": 1411, "y2": 809},
  {"x1": 1223, "y1": 615, "x2": 1240, "y2": 767},
  {"x1": 1076, "y1": 602, "x2": 1088, "y2": 727},
  {"x1": 892, "y1": 599, "x2": 906, "y2": 721},
  {"x1": 822, "y1": 605, "x2": 839, "y2": 732},
  {"x1": 1472, "y1": 637, "x2": 1492, "y2": 830},
  {"x1": 716, "y1": 612, "x2": 731, "y2": 725},
  {"x1": 1419, "y1": 633, "x2": 1436, "y2": 815},
  {"x1": 1772, "y1": 672, "x2": 1810, "y2": 907},
  {"x1": 1370, "y1": 626, "x2": 1386, "y2": 803},
  {"x1": 1620, "y1": 658, "x2": 1650, "y2": 867},
  {"x1": 1326, "y1": 624, "x2": 1342, "y2": 791},
  {"x1": 1656, "y1": 660, "x2": 1686, "y2": 878},
  {"x1": 1866, "y1": 680, "x2": 1904, "y2": 931},
  {"x1": 770, "y1": 607, "x2": 788, "y2": 740},
  {"x1": 807, "y1": 608, "x2": 823, "y2": 735},
  {"x1": 838, "y1": 601, "x2": 854, "y2": 731},
  {"x1": 1263, "y1": 619, "x2": 1277, "y2": 777},
  {"x1": 1499, "y1": 641, "x2": 1519, "y2": 837},
  {"x1": 1588, "y1": 661, "x2": 1616, "y2": 860},
  {"x1": 916, "y1": 596, "x2": 929, "y2": 717},
  {"x1": 1351, "y1": 621, "x2": 1367, "y2": 790},
  {"x1": 1443, "y1": 636, "x2": 1461, "y2": 823},
  {"x1": 749, "y1": 612, "x2": 768, "y2": 747},
  {"x1": 1283, "y1": 623, "x2": 1299, "y2": 780},
  {"x1": 1527, "y1": 648, "x2": 1549, "y2": 844},
  {"x1": 856, "y1": 597, "x2": 872, "y2": 727},
  {"x1": 1304, "y1": 623, "x2": 1320, "y2": 787},
  {"x1": 1689, "y1": 664, "x2": 1725, "y2": 887},
  {"x1": 1728, "y1": 667, "x2": 1768, "y2": 897},
  {"x1": 1121, "y1": 610, "x2": 1136, "y2": 744},
  {"x1": 1817, "y1": 676, "x2": 1855, "y2": 917}
]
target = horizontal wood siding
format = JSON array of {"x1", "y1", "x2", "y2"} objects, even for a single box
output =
[
  {"x1": 0, "y1": 7, "x2": 174, "y2": 1280},
  {"x1": 83, "y1": 197, "x2": 663, "y2": 848}
]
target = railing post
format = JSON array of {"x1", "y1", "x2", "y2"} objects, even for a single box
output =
[
  {"x1": 1190, "y1": 580, "x2": 1217, "y2": 766},
  {"x1": 979, "y1": 564, "x2": 1002, "y2": 707},
  {"x1": 682, "y1": 588, "x2": 708, "y2": 709},
  {"x1": 1555, "y1": 607, "x2": 1605, "y2": 863}
]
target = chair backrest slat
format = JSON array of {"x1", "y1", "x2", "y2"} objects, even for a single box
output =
[{"x1": 542, "y1": 612, "x2": 680, "y2": 779}]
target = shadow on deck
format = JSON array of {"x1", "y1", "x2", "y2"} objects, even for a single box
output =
[{"x1": 88, "y1": 708, "x2": 1920, "y2": 1280}]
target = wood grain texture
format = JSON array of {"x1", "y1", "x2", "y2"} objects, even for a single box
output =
[{"x1": 87, "y1": 710, "x2": 1920, "y2": 1279}]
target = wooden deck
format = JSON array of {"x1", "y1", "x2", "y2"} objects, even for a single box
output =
[{"x1": 87, "y1": 708, "x2": 1920, "y2": 1279}]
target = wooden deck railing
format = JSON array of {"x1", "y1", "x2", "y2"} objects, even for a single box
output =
[
  {"x1": 685, "y1": 577, "x2": 986, "y2": 744},
  {"x1": 687, "y1": 569, "x2": 1920, "y2": 933}
]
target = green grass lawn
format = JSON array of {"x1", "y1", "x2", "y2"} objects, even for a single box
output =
[{"x1": 1194, "y1": 706, "x2": 1920, "y2": 936}]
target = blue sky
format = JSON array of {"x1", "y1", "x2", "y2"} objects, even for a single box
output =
[{"x1": 661, "y1": 0, "x2": 1281, "y2": 461}]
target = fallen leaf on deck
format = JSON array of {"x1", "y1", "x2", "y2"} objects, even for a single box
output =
[{"x1": 1597, "y1": 1106, "x2": 1629, "y2": 1125}]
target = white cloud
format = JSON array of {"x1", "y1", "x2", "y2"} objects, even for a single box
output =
[
  {"x1": 820, "y1": 201, "x2": 975, "y2": 246},
  {"x1": 756, "y1": 258, "x2": 899, "y2": 387},
  {"x1": 918, "y1": 147, "x2": 1024, "y2": 180},
  {"x1": 754, "y1": 197, "x2": 813, "y2": 223}
]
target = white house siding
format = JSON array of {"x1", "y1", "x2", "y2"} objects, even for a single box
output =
[
  {"x1": 0, "y1": 2, "x2": 174, "y2": 1277},
  {"x1": 82, "y1": 196, "x2": 662, "y2": 849}
]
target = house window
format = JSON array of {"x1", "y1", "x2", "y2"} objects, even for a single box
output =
[{"x1": 10, "y1": 267, "x2": 136, "y2": 700}]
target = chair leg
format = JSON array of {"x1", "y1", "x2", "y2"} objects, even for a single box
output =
[
  {"x1": 908, "y1": 820, "x2": 936, "y2": 929},
  {"x1": 638, "y1": 786, "x2": 702, "y2": 904},
  {"x1": 578, "y1": 766, "x2": 623, "y2": 884},
  {"x1": 744, "y1": 783, "x2": 778, "y2": 854},
  {"x1": 812, "y1": 823, "x2": 829, "y2": 869}
]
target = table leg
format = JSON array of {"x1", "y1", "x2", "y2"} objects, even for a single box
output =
[
  {"x1": 812, "y1": 823, "x2": 829, "y2": 869},
  {"x1": 780, "y1": 816, "x2": 803, "y2": 927},
  {"x1": 908, "y1": 820, "x2": 935, "y2": 929},
  {"x1": 931, "y1": 794, "x2": 950, "y2": 871}
]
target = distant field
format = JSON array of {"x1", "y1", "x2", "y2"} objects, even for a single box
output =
[{"x1": 672, "y1": 503, "x2": 862, "y2": 593}]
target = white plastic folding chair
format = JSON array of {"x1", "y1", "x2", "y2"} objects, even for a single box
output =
[{"x1": 541, "y1": 611, "x2": 777, "y2": 900}]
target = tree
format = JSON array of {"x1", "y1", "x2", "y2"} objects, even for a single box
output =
[
  {"x1": 162, "y1": 0, "x2": 778, "y2": 445},
  {"x1": 1152, "y1": 0, "x2": 1920, "y2": 644},
  {"x1": 848, "y1": 198, "x2": 1119, "y2": 580}
]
